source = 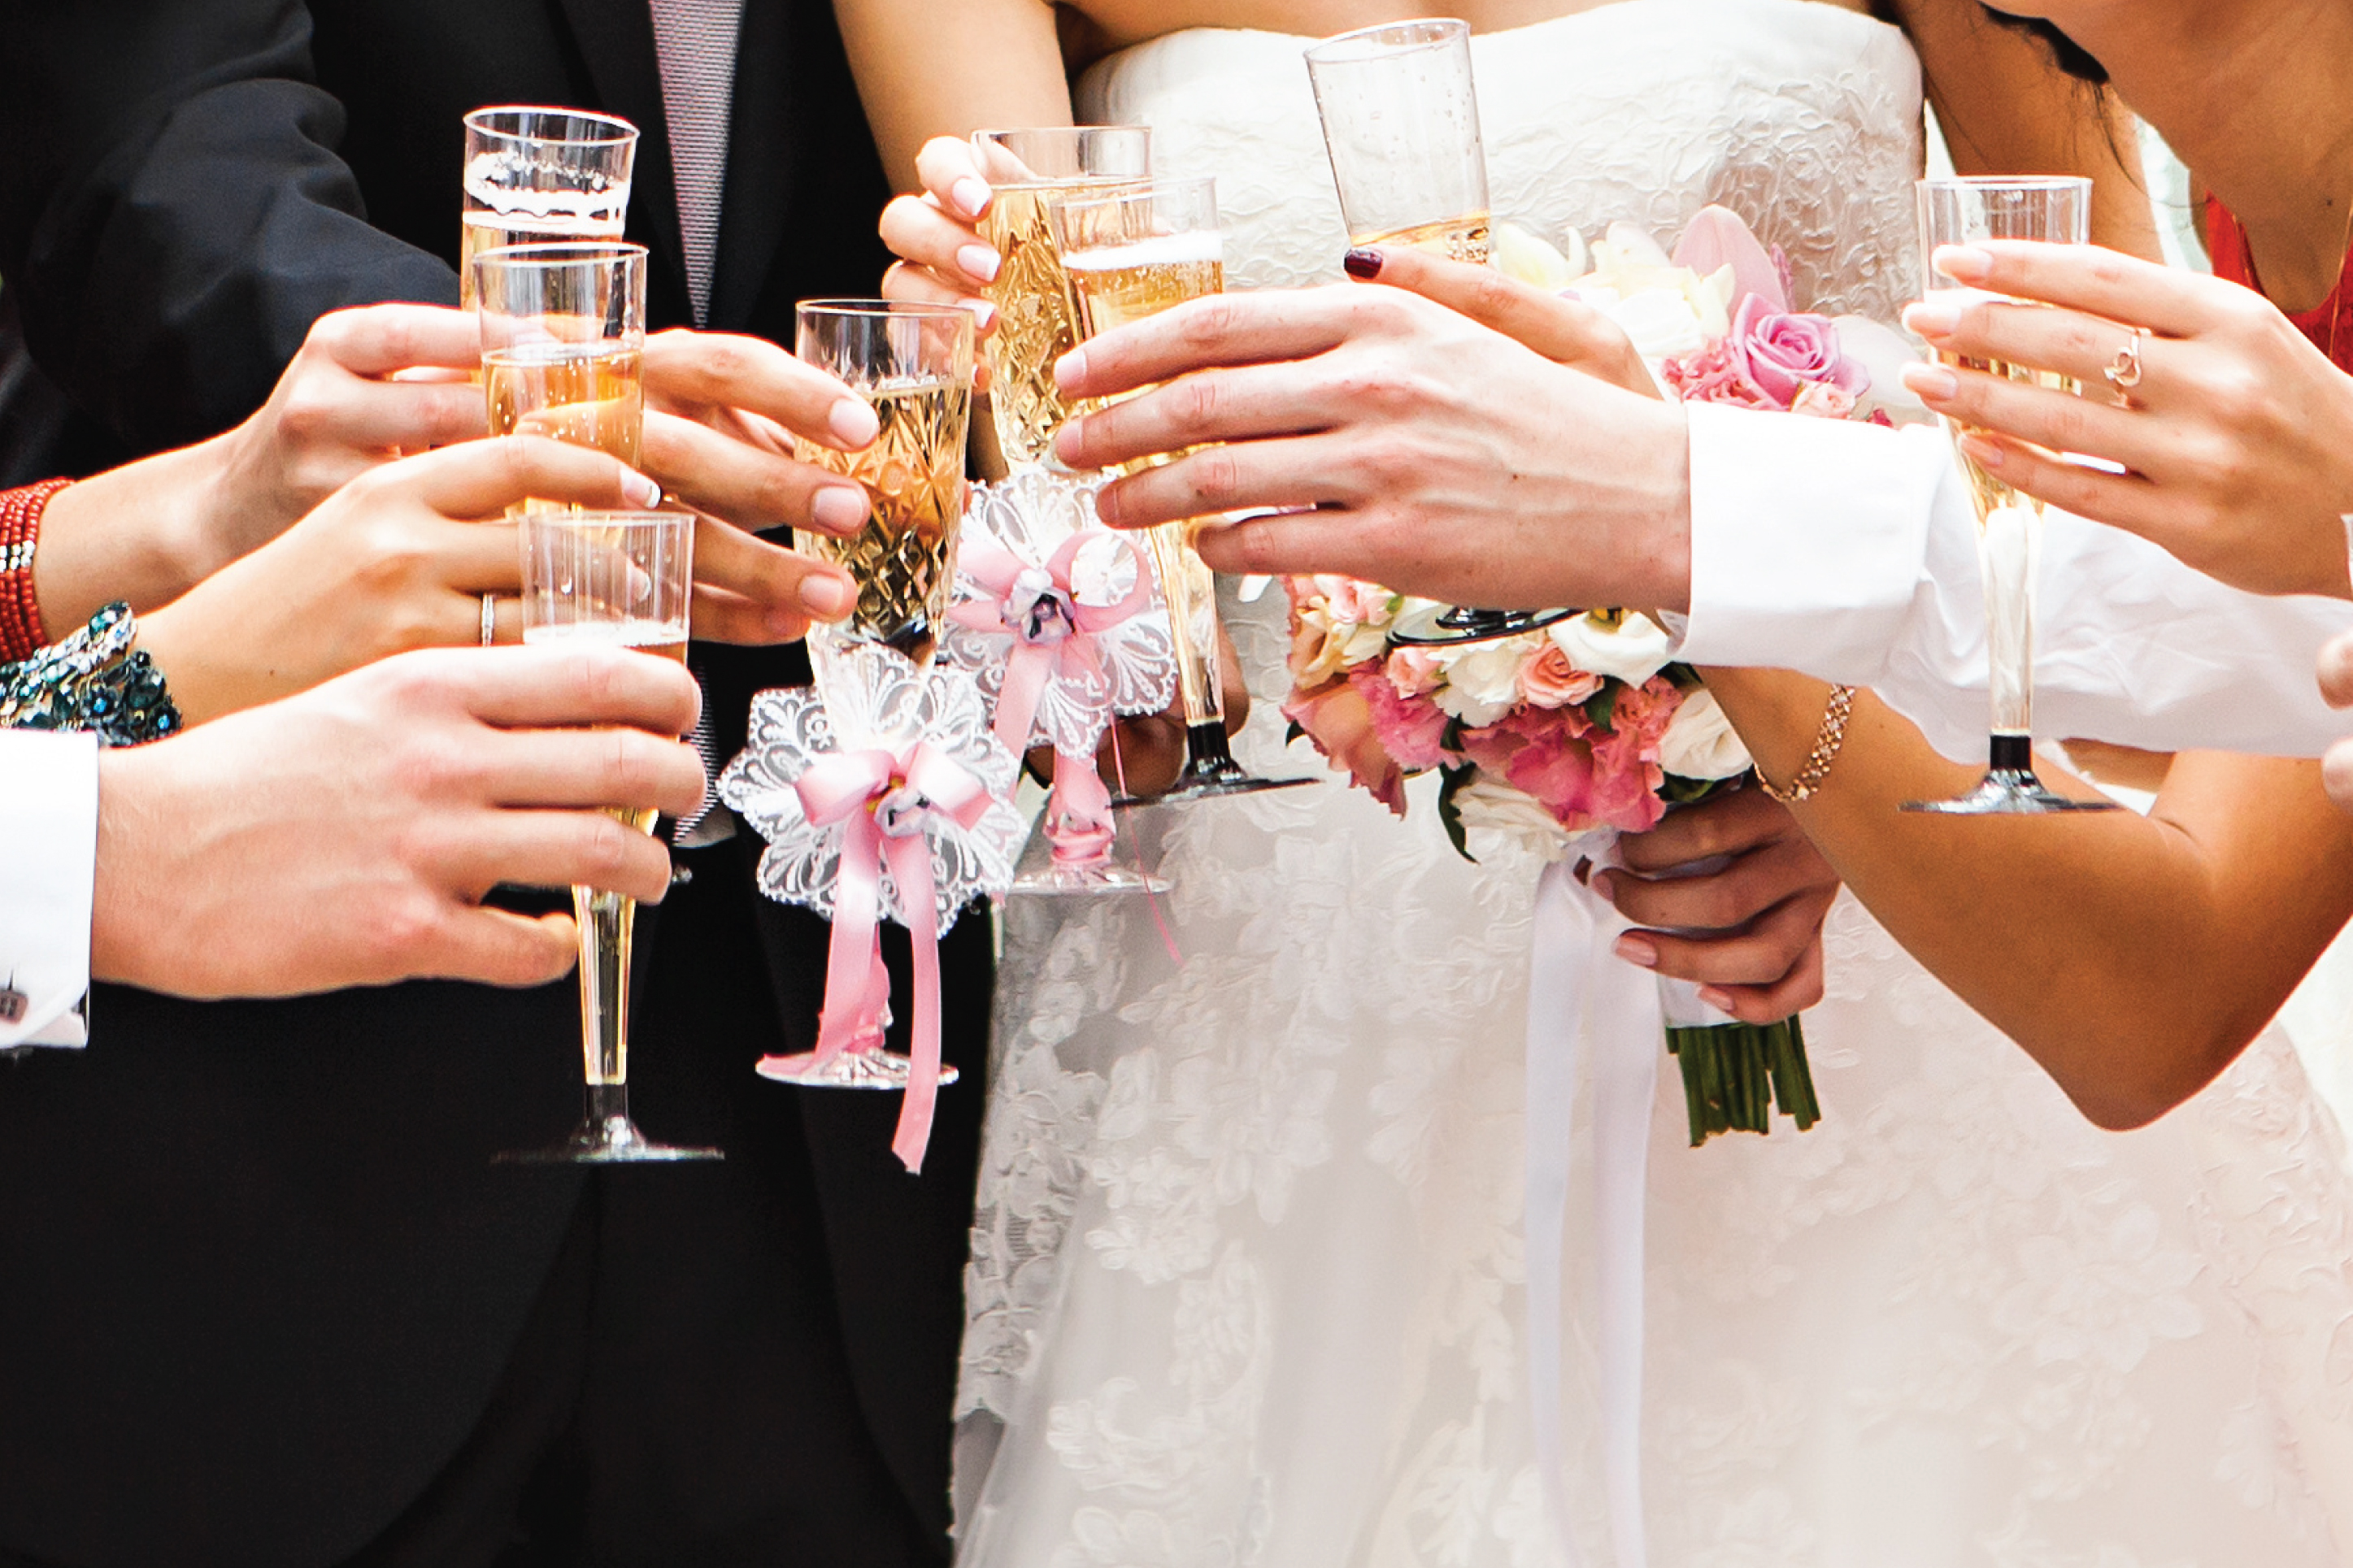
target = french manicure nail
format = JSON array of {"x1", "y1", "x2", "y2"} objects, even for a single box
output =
[
  {"x1": 624, "y1": 470, "x2": 662, "y2": 507},
  {"x1": 969, "y1": 300, "x2": 998, "y2": 332},
  {"x1": 1901, "y1": 363, "x2": 1958, "y2": 401},
  {"x1": 811, "y1": 485, "x2": 869, "y2": 533},
  {"x1": 958, "y1": 243, "x2": 1002, "y2": 284},
  {"x1": 1935, "y1": 244, "x2": 1993, "y2": 283},
  {"x1": 951, "y1": 178, "x2": 991, "y2": 219},
  {"x1": 799, "y1": 574, "x2": 853, "y2": 617},
  {"x1": 1613, "y1": 934, "x2": 1658, "y2": 969},
  {"x1": 1342, "y1": 247, "x2": 1384, "y2": 280},
  {"x1": 829, "y1": 398, "x2": 879, "y2": 448},
  {"x1": 1698, "y1": 987, "x2": 1736, "y2": 1013},
  {"x1": 1903, "y1": 297, "x2": 1960, "y2": 336}
]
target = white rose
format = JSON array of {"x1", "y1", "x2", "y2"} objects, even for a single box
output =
[
  {"x1": 1430, "y1": 640, "x2": 1529, "y2": 728},
  {"x1": 1595, "y1": 286, "x2": 1707, "y2": 361},
  {"x1": 1547, "y1": 611, "x2": 1672, "y2": 688},
  {"x1": 1451, "y1": 776, "x2": 1579, "y2": 862},
  {"x1": 1492, "y1": 220, "x2": 1578, "y2": 290},
  {"x1": 1656, "y1": 687, "x2": 1753, "y2": 780},
  {"x1": 1831, "y1": 314, "x2": 1933, "y2": 425}
]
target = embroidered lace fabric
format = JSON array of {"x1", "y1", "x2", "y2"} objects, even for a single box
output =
[{"x1": 955, "y1": 4, "x2": 2353, "y2": 1563}]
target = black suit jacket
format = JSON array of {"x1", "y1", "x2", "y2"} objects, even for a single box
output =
[{"x1": 0, "y1": 5, "x2": 986, "y2": 1565}]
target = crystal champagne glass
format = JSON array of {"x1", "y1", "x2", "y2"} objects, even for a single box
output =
[
  {"x1": 459, "y1": 107, "x2": 637, "y2": 311},
  {"x1": 1304, "y1": 19, "x2": 1571, "y2": 647},
  {"x1": 773, "y1": 299, "x2": 975, "y2": 1089},
  {"x1": 1903, "y1": 176, "x2": 2119, "y2": 815},
  {"x1": 970, "y1": 127, "x2": 1152, "y2": 470},
  {"x1": 1050, "y1": 178, "x2": 1316, "y2": 804},
  {"x1": 500, "y1": 510, "x2": 720, "y2": 1163}
]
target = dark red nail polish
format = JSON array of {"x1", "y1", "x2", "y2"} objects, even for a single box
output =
[{"x1": 1342, "y1": 247, "x2": 1383, "y2": 280}]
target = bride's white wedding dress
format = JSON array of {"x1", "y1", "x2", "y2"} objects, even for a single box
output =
[{"x1": 953, "y1": 4, "x2": 2353, "y2": 1563}]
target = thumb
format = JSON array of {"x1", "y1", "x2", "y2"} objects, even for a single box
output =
[{"x1": 1343, "y1": 243, "x2": 1656, "y2": 395}]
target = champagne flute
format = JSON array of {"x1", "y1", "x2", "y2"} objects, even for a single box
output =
[
  {"x1": 971, "y1": 127, "x2": 1152, "y2": 470},
  {"x1": 475, "y1": 242, "x2": 647, "y2": 479},
  {"x1": 1303, "y1": 19, "x2": 1571, "y2": 647},
  {"x1": 1050, "y1": 178, "x2": 1317, "y2": 804},
  {"x1": 460, "y1": 107, "x2": 637, "y2": 311},
  {"x1": 1903, "y1": 176, "x2": 2119, "y2": 816},
  {"x1": 500, "y1": 510, "x2": 720, "y2": 1163},
  {"x1": 772, "y1": 299, "x2": 975, "y2": 1090}
]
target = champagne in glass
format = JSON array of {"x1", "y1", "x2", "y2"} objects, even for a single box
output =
[
  {"x1": 502, "y1": 510, "x2": 720, "y2": 1164},
  {"x1": 768, "y1": 299, "x2": 974, "y2": 1092},
  {"x1": 1052, "y1": 179, "x2": 1316, "y2": 804},
  {"x1": 476, "y1": 242, "x2": 648, "y2": 494},
  {"x1": 459, "y1": 107, "x2": 637, "y2": 310},
  {"x1": 1303, "y1": 20, "x2": 1557, "y2": 644},
  {"x1": 1903, "y1": 176, "x2": 2117, "y2": 816},
  {"x1": 971, "y1": 127, "x2": 1151, "y2": 469}
]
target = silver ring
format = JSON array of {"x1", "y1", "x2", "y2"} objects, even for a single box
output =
[
  {"x1": 480, "y1": 592, "x2": 498, "y2": 647},
  {"x1": 2103, "y1": 327, "x2": 2147, "y2": 393}
]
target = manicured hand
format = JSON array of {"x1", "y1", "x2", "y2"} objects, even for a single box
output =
[
  {"x1": 1342, "y1": 243, "x2": 1656, "y2": 397},
  {"x1": 1593, "y1": 786, "x2": 1841, "y2": 1024},
  {"x1": 876, "y1": 135, "x2": 1004, "y2": 331},
  {"x1": 93, "y1": 643, "x2": 707, "y2": 997},
  {"x1": 1901, "y1": 241, "x2": 2353, "y2": 599}
]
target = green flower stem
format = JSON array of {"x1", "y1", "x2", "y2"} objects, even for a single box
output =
[{"x1": 1665, "y1": 1015, "x2": 1820, "y2": 1147}]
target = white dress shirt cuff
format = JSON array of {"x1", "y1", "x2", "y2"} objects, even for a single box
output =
[{"x1": 0, "y1": 729, "x2": 96, "y2": 1049}]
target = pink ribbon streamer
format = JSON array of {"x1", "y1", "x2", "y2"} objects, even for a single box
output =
[
  {"x1": 787, "y1": 741, "x2": 993, "y2": 1173},
  {"x1": 950, "y1": 532, "x2": 1155, "y2": 871}
]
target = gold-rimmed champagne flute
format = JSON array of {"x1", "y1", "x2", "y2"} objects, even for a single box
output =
[
  {"x1": 971, "y1": 126, "x2": 1152, "y2": 470},
  {"x1": 499, "y1": 510, "x2": 720, "y2": 1163},
  {"x1": 1050, "y1": 178, "x2": 1317, "y2": 804},
  {"x1": 1902, "y1": 176, "x2": 2119, "y2": 816},
  {"x1": 460, "y1": 107, "x2": 637, "y2": 311},
  {"x1": 1303, "y1": 19, "x2": 1570, "y2": 646},
  {"x1": 772, "y1": 298, "x2": 976, "y2": 1090}
]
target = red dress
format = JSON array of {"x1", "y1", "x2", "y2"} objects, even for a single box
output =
[{"x1": 2204, "y1": 193, "x2": 2353, "y2": 369}]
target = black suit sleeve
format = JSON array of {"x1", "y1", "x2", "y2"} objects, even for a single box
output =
[{"x1": 0, "y1": 0, "x2": 456, "y2": 452}]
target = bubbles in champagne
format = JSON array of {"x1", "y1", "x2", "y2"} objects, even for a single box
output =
[
  {"x1": 981, "y1": 181, "x2": 1142, "y2": 467},
  {"x1": 1358, "y1": 213, "x2": 1493, "y2": 267},
  {"x1": 794, "y1": 379, "x2": 972, "y2": 665},
  {"x1": 484, "y1": 342, "x2": 646, "y2": 471}
]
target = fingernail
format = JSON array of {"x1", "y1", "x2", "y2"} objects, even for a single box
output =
[
  {"x1": 1698, "y1": 987, "x2": 1736, "y2": 1013},
  {"x1": 1901, "y1": 363, "x2": 1958, "y2": 402},
  {"x1": 1055, "y1": 348, "x2": 1087, "y2": 394},
  {"x1": 951, "y1": 178, "x2": 991, "y2": 220},
  {"x1": 1090, "y1": 471, "x2": 1120, "y2": 524},
  {"x1": 624, "y1": 469, "x2": 662, "y2": 507},
  {"x1": 1935, "y1": 244, "x2": 1993, "y2": 284},
  {"x1": 1903, "y1": 297, "x2": 1960, "y2": 337},
  {"x1": 1613, "y1": 934, "x2": 1658, "y2": 968},
  {"x1": 969, "y1": 300, "x2": 998, "y2": 333},
  {"x1": 798, "y1": 574, "x2": 853, "y2": 618},
  {"x1": 811, "y1": 485, "x2": 869, "y2": 533},
  {"x1": 829, "y1": 397, "x2": 879, "y2": 448},
  {"x1": 958, "y1": 244, "x2": 1002, "y2": 284},
  {"x1": 1958, "y1": 432, "x2": 2004, "y2": 470},
  {"x1": 1342, "y1": 247, "x2": 1384, "y2": 280}
]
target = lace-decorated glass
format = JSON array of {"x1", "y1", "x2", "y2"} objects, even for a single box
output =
[
  {"x1": 1304, "y1": 20, "x2": 1572, "y2": 648},
  {"x1": 1903, "y1": 177, "x2": 2118, "y2": 816},
  {"x1": 498, "y1": 510, "x2": 720, "y2": 1164},
  {"x1": 459, "y1": 108, "x2": 637, "y2": 311},
  {"x1": 970, "y1": 128, "x2": 1152, "y2": 471},
  {"x1": 1049, "y1": 178, "x2": 1316, "y2": 804}
]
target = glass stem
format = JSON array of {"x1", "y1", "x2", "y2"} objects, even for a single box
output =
[
  {"x1": 572, "y1": 883, "x2": 636, "y2": 1115},
  {"x1": 1143, "y1": 519, "x2": 1225, "y2": 728},
  {"x1": 1978, "y1": 499, "x2": 2039, "y2": 748}
]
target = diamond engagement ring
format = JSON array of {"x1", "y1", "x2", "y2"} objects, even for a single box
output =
[
  {"x1": 480, "y1": 591, "x2": 498, "y2": 647},
  {"x1": 2103, "y1": 327, "x2": 2147, "y2": 397}
]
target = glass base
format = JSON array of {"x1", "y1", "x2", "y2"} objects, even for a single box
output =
[
  {"x1": 1903, "y1": 738, "x2": 2122, "y2": 815},
  {"x1": 1011, "y1": 861, "x2": 1173, "y2": 896},
  {"x1": 1148, "y1": 721, "x2": 1321, "y2": 806},
  {"x1": 757, "y1": 1049, "x2": 963, "y2": 1090},
  {"x1": 495, "y1": 1110, "x2": 722, "y2": 1166},
  {"x1": 1390, "y1": 606, "x2": 1577, "y2": 647}
]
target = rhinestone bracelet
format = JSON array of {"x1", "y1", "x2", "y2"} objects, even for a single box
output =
[
  {"x1": 1757, "y1": 684, "x2": 1855, "y2": 806},
  {"x1": 0, "y1": 602, "x2": 183, "y2": 746}
]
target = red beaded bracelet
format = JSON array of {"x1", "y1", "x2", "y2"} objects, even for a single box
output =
[{"x1": 0, "y1": 478, "x2": 70, "y2": 663}]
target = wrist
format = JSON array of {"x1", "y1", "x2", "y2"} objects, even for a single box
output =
[{"x1": 1611, "y1": 397, "x2": 1693, "y2": 615}]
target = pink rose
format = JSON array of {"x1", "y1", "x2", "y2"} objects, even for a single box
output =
[
  {"x1": 1323, "y1": 576, "x2": 1393, "y2": 626},
  {"x1": 1350, "y1": 663, "x2": 1452, "y2": 774},
  {"x1": 1385, "y1": 645, "x2": 1445, "y2": 698},
  {"x1": 1790, "y1": 381, "x2": 1858, "y2": 420},
  {"x1": 1729, "y1": 293, "x2": 1868, "y2": 408},
  {"x1": 1284, "y1": 681, "x2": 1407, "y2": 816},
  {"x1": 1518, "y1": 642, "x2": 1604, "y2": 709},
  {"x1": 1660, "y1": 337, "x2": 1777, "y2": 409}
]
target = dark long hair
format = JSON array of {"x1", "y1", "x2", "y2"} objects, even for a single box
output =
[{"x1": 1981, "y1": 8, "x2": 2112, "y2": 85}]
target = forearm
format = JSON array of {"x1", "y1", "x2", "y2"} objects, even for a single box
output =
[
  {"x1": 834, "y1": 0, "x2": 1071, "y2": 188},
  {"x1": 1706, "y1": 670, "x2": 2353, "y2": 1125},
  {"x1": 31, "y1": 444, "x2": 230, "y2": 632}
]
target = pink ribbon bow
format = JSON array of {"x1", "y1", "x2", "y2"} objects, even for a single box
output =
[
  {"x1": 783, "y1": 740, "x2": 994, "y2": 1173},
  {"x1": 950, "y1": 531, "x2": 1155, "y2": 870}
]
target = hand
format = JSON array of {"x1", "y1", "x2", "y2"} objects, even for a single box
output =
[
  {"x1": 135, "y1": 437, "x2": 663, "y2": 722},
  {"x1": 1049, "y1": 284, "x2": 1695, "y2": 612},
  {"x1": 876, "y1": 135, "x2": 1003, "y2": 329},
  {"x1": 1899, "y1": 241, "x2": 2353, "y2": 599},
  {"x1": 1344, "y1": 243, "x2": 1656, "y2": 397},
  {"x1": 92, "y1": 643, "x2": 707, "y2": 997},
  {"x1": 2320, "y1": 631, "x2": 2353, "y2": 811},
  {"x1": 1591, "y1": 787, "x2": 1841, "y2": 1024}
]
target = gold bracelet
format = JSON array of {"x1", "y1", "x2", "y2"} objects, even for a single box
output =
[{"x1": 1757, "y1": 684, "x2": 1856, "y2": 805}]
